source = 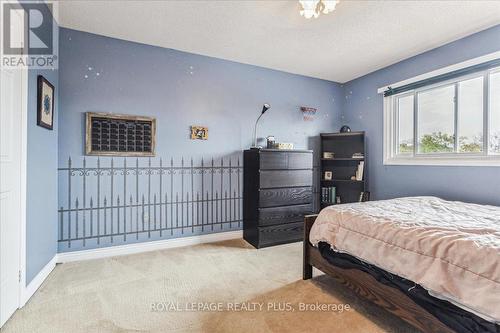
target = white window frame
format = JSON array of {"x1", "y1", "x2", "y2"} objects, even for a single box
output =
[{"x1": 383, "y1": 64, "x2": 500, "y2": 167}]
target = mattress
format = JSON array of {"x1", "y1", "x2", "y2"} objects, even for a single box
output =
[
  {"x1": 309, "y1": 196, "x2": 500, "y2": 323},
  {"x1": 317, "y1": 242, "x2": 499, "y2": 333}
]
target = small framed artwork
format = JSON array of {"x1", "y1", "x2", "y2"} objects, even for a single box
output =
[
  {"x1": 323, "y1": 152, "x2": 335, "y2": 159},
  {"x1": 324, "y1": 171, "x2": 333, "y2": 180},
  {"x1": 37, "y1": 75, "x2": 55, "y2": 130},
  {"x1": 190, "y1": 126, "x2": 208, "y2": 140}
]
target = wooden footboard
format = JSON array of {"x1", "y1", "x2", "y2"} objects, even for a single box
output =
[{"x1": 302, "y1": 214, "x2": 454, "y2": 333}]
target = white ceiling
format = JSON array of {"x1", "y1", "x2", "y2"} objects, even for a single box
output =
[{"x1": 57, "y1": 0, "x2": 500, "y2": 83}]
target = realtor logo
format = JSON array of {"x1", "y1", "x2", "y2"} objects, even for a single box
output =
[{"x1": 2, "y1": 2, "x2": 57, "y2": 69}]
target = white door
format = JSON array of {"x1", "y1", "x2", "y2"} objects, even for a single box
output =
[{"x1": 0, "y1": 5, "x2": 24, "y2": 327}]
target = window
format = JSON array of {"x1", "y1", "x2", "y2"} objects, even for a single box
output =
[
  {"x1": 490, "y1": 71, "x2": 500, "y2": 154},
  {"x1": 384, "y1": 66, "x2": 500, "y2": 166},
  {"x1": 417, "y1": 84, "x2": 456, "y2": 154},
  {"x1": 458, "y1": 77, "x2": 483, "y2": 153},
  {"x1": 397, "y1": 95, "x2": 413, "y2": 154}
]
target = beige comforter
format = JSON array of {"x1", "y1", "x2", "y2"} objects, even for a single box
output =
[{"x1": 309, "y1": 196, "x2": 500, "y2": 322}]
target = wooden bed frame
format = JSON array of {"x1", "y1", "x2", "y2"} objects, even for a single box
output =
[{"x1": 302, "y1": 214, "x2": 455, "y2": 333}]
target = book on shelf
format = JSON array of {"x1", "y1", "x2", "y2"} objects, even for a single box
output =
[
  {"x1": 359, "y1": 191, "x2": 370, "y2": 202},
  {"x1": 355, "y1": 161, "x2": 364, "y2": 181},
  {"x1": 321, "y1": 186, "x2": 336, "y2": 203},
  {"x1": 352, "y1": 152, "x2": 364, "y2": 159}
]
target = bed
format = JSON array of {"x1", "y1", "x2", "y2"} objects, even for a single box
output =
[{"x1": 303, "y1": 196, "x2": 500, "y2": 333}]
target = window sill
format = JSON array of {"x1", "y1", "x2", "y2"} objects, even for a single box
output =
[{"x1": 383, "y1": 156, "x2": 500, "y2": 167}]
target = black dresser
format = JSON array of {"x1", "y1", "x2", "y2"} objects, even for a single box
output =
[{"x1": 243, "y1": 149, "x2": 314, "y2": 248}]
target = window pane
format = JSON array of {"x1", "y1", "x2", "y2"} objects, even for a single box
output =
[
  {"x1": 458, "y1": 76, "x2": 483, "y2": 153},
  {"x1": 417, "y1": 85, "x2": 455, "y2": 153},
  {"x1": 489, "y1": 71, "x2": 500, "y2": 154},
  {"x1": 397, "y1": 95, "x2": 414, "y2": 154}
]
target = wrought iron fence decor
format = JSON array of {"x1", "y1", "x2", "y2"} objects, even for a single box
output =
[{"x1": 58, "y1": 155, "x2": 243, "y2": 250}]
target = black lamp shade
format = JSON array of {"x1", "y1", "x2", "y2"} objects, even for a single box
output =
[{"x1": 262, "y1": 103, "x2": 270, "y2": 114}]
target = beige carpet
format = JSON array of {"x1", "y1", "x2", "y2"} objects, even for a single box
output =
[{"x1": 2, "y1": 239, "x2": 418, "y2": 333}]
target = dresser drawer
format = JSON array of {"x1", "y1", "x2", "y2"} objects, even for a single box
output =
[
  {"x1": 259, "y1": 151, "x2": 312, "y2": 170},
  {"x1": 258, "y1": 204, "x2": 313, "y2": 226},
  {"x1": 259, "y1": 152, "x2": 288, "y2": 169},
  {"x1": 287, "y1": 152, "x2": 312, "y2": 169},
  {"x1": 259, "y1": 187, "x2": 312, "y2": 208},
  {"x1": 260, "y1": 170, "x2": 312, "y2": 188},
  {"x1": 257, "y1": 222, "x2": 303, "y2": 247}
]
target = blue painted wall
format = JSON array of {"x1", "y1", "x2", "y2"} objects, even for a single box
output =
[
  {"x1": 57, "y1": 28, "x2": 343, "y2": 252},
  {"x1": 25, "y1": 6, "x2": 59, "y2": 283},
  {"x1": 55, "y1": 23, "x2": 500, "y2": 254},
  {"x1": 342, "y1": 24, "x2": 500, "y2": 206}
]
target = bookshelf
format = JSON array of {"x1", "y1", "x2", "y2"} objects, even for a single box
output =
[{"x1": 320, "y1": 131, "x2": 368, "y2": 208}]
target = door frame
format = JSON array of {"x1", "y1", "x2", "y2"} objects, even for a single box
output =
[
  {"x1": 0, "y1": 0, "x2": 28, "y2": 313},
  {"x1": 18, "y1": 62, "x2": 28, "y2": 307},
  {"x1": 3, "y1": 0, "x2": 59, "y2": 312},
  {"x1": 0, "y1": 25, "x2": 28, "y2": 333}
]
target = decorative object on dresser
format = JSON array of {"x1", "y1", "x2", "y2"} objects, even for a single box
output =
[
  {"x1": 85, "y1": 112, "x2": 156, "y2": 156},
  {"x1": 277, "y1": 142, "x2": 294, "y2": 150},
  {"x1": 266, "y1": 136, "x2": 276, "y2": 148},
  {"x1": 243, "y1": 149, "x2": 313, "y2": 248},
  {"x1": 320, "y1": 131, "x2": 367, "y2": 208},
  {"x1": 251, "y1": 103, "x2": 271, "y2": 148}
]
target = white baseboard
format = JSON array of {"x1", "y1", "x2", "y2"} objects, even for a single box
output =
[
  {"x1": 21, "y1": 255, "x2": 57, "y2": 306},
  {"x1": 57, "y1": 230, "x2": 243, "y2": 263}
]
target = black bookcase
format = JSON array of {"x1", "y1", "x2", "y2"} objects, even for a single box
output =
[{"x1": 320, "y1": 132, "x2": 367, "y2": 208}]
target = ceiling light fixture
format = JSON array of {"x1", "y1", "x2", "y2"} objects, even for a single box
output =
[{"x1": 299, "y1": 0, "x2": 339, "y2": 19}]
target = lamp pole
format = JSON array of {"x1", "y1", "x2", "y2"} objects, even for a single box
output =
[{"x1": 251, "y1": 104, "x2": 270, "y2": 149}]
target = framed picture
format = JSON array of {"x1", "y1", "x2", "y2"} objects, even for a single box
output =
[
  {"x1": 37, "y1": 75, "x2": 55, "y2": 130},
  {"x1": 190, "y1": 126, "x2": 208, "y2": 140},
  {"x1": 85, "y1": 112, "x2": 156, "y2": 157},
  {"x1": 323, "y1": 152, "x2": 335, "y2": 159},
  {"x1": 324, "y1": 171, "x2": 333, "y2": 180}
]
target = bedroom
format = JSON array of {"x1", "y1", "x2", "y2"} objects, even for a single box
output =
[{"x1": 0, "y1": 1, "x2": 499, "y2": 332}]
